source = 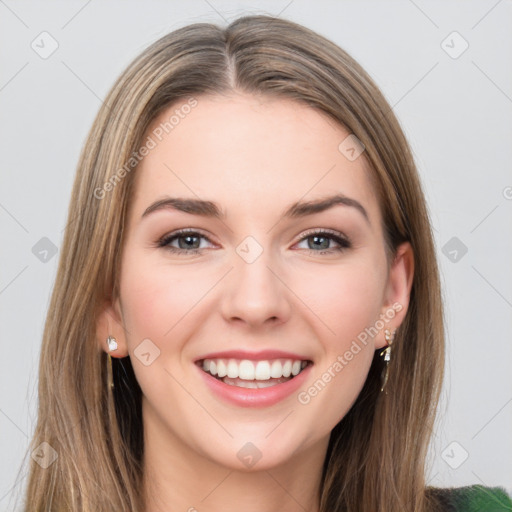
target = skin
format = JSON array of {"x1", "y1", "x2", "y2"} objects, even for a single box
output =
[{"x1": 97, "y1": 92, "x2": 414, "y2": 512}]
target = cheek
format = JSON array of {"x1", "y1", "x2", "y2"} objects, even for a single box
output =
[
  {"x1": 120, "y1": 246, "x2": 386, "y2": 356},
  {"x1": 119, "y1": 252, "x2": 213, "y2": 344},
  {"x1": 292, "y1": 259, "x2": 385, "y2": 348},
  {"x1": 292, "y1": 264, "x2": 383, "y2": 429},
  {"x1": 117, "y1": 254, "x2": 208, "y2": 406}
]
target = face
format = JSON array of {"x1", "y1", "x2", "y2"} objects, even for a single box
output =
[{"x1": 99, "y1": 92, "x2": 413, "y2": 472}]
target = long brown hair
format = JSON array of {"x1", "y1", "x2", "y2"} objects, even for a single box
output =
[{"x1": 22, "y1": 14, "x2": 444, "y2": 511}]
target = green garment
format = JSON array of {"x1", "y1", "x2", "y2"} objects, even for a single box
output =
[{"x1": 430, "y1": 484, "x2": 512, "y2": 511}]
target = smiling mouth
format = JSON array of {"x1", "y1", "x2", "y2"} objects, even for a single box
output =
[{"x1": 196, "y1": 358, "x2": 313, "y2": 389}]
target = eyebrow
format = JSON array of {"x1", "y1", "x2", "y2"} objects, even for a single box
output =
[{"x1": 141, "y1": 193, "x2": 370, "y2": 225}]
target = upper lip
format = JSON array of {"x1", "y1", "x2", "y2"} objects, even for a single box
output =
[{"x1": 194, "y1": 349, "x2": 313, "y2": 363}]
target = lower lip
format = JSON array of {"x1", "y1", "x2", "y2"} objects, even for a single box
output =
[{"x1": 196, "y1": 363, "x2": 313, "y2": 408}]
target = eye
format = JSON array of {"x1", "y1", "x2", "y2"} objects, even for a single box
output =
[
  {"x1": 157, "y1": 229, "x2": 215, "y2": 254},
  {"x1": 294, "y1": 229, "x2": 351, "y2": 255},
  {"x1": 157, "y1": 228, "x2": 352, "y2": 256}
]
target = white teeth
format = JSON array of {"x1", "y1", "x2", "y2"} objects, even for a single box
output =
[
  {"x1": 270, "y1": 360, "x2": 282, "y2": 378},
  {"x1": 226, "y1": 359, "x2": 238, "y2": 378},
  {"x1": 200, "y1": 357, "x2": 310, "y2": 381},
  {"x1": 239, "y1": 360, "x2": 255, "y2": 380},
  {"x1": 223, "y1": 378, "x2": 258, "y2": 389},
  {"x1": 291, "y1": 360, "x2": 302, "y2": 376},
  {"x1": 255, "y1": 361, "x2": 270, "y2": 380},
  {"x1": 253, "y1": 379, "x2": 278, "y2": 388},
  {"x1": 216, "y1": 359, "x2": 227, "y2": 378},
  {"x1": 222, "y1": 376, "x2": 291, "y2": 389}
]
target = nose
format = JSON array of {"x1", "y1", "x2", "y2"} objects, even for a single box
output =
[{"x1": 220, "y1": 247, "x2": 292, "y2": 329}]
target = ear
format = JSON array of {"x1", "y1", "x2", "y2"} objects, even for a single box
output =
[
  {"x1": 96, "y1": 296, "x2": 129, "y2": 358},
  {"x1": 375, "y1": 241, "x2": 414, "y2": 350}
]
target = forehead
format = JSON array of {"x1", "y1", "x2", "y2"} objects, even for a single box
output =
[{"x1": 131, "y1": 93, "x2": 380, "y2": 225}]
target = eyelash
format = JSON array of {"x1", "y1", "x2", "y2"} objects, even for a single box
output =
[{"x1": 157, "y1": 228, "x2": 352, "y2": 256}]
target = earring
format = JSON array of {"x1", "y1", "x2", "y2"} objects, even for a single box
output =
[
  {"x1": 106, "y1": 336, "x2": 117, "y2": 390},
  {"x1": 107, "y1": 335, "x2": 118, "y2": 352},
  {"x1": 379, "y1": 328, "x2": 395, "y2": 393}
]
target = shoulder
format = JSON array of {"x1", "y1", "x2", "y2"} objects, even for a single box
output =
[{"x1": 427, "y1": 484, "x2": 512, "y2": 511}]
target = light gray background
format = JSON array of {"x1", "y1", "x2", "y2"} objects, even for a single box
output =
[{"x1": 1, "y1": 0, "x2": 511, "y2": 509}]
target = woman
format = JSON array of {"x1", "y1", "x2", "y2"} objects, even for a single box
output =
[{"x1": 22, "y1": 14, "x2": 511, "y2": 512}]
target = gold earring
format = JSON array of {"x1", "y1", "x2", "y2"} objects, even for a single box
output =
[
  {"x1": 106, "y1": 336, "x2": 117, "y2": 390},
  {"x1": 379, "y1": 328, "x2": 395, "y2": 393}
]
